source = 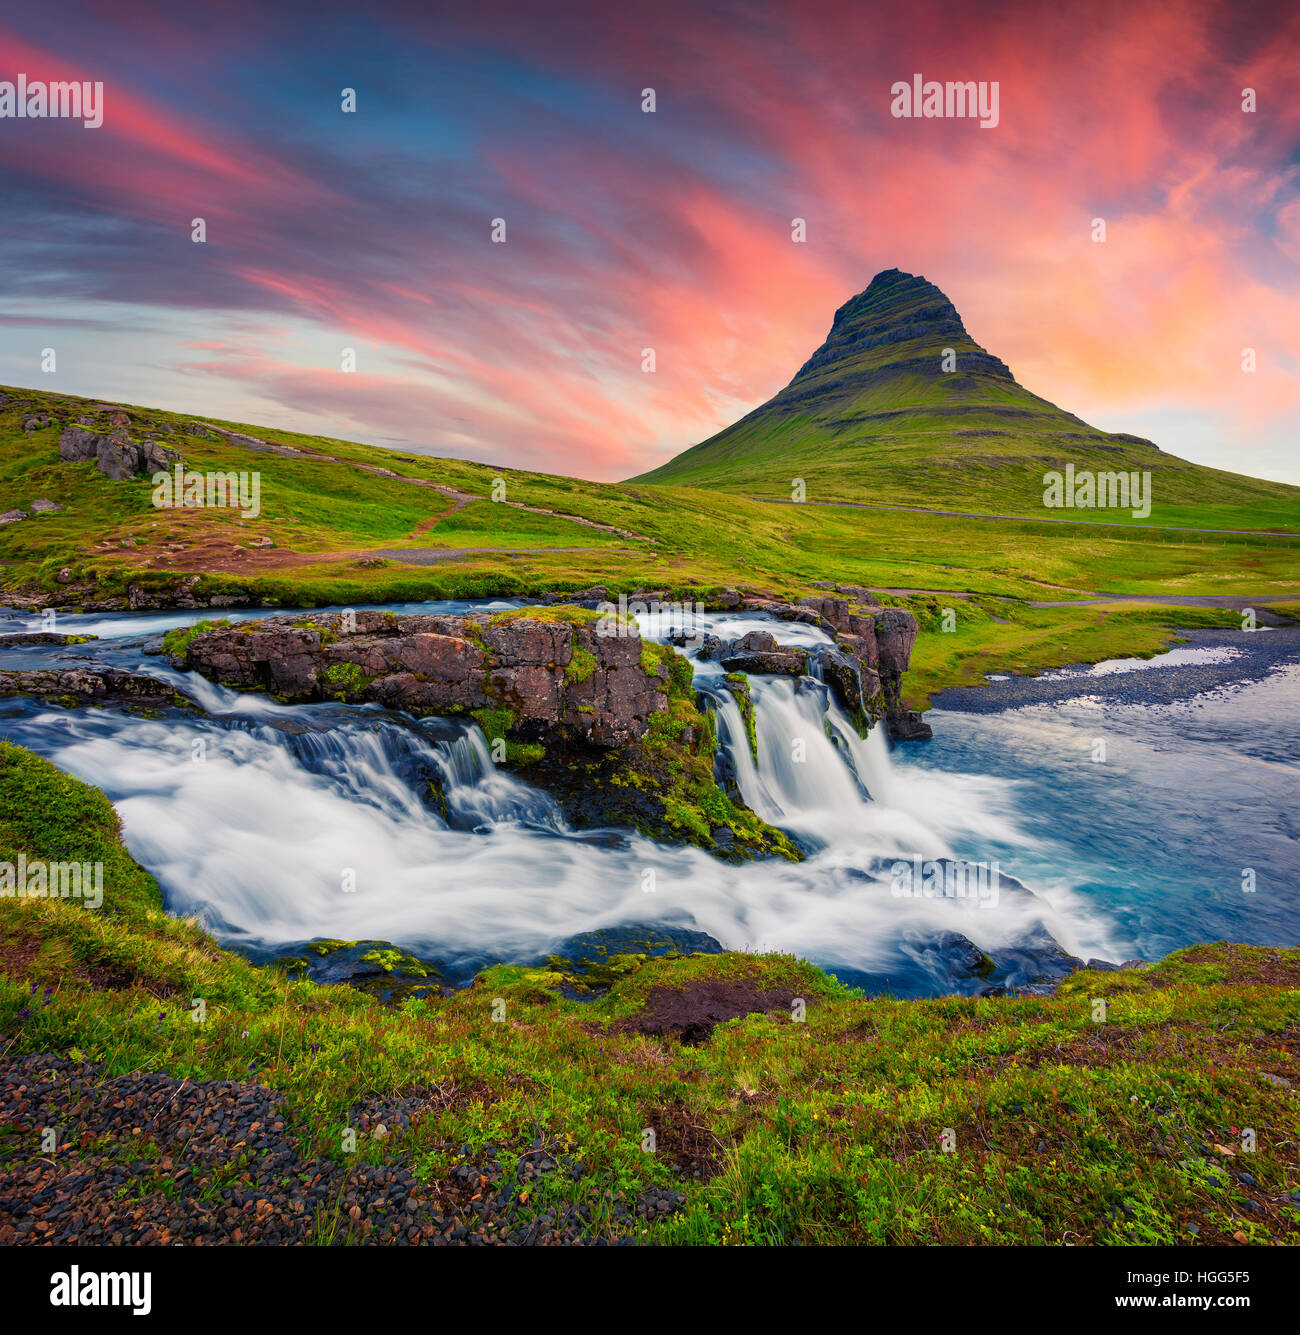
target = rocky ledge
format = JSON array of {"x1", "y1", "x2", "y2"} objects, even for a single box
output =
[
  {"x1": 0, "y1": 667, "x2": 189, "y2": 710},
  {"x1": 59, "y1": 422, "x2": 180, "y2": 481},
  {"x1": 672, "y1": 589, "x2": 928, "y2": 741},
  {"x1": 166, "y1": 607, "x2": 802, "y2": 861},
  {"x1": 169, "y1": 607, "x2": 666, "y2": 748}
]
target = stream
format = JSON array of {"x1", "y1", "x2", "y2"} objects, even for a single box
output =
[{"x1": 2, "y1": 599, "x2": 1296, "y2": 995}]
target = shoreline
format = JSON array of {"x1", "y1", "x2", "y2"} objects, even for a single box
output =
[{"x1": 928, "y1": 624, "x2": 1300, "y2": 715}]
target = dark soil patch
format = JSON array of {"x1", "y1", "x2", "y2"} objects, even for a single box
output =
[
  {"x1": 627, "y1": 979, "x2": 805, "y2": 1045},
  {"x1": 78, "y1": 960, "x2": 180, "y2": 999},
  {"x1": 0, "y1": 930, "x2": 178, "y2": 1000},
  {"x1": 641, "y1": 1099, "x2": 728, "y2": 1181},
  {"x1": 348, "y1": 1080, "x2": 494, "y2": 1138},
  {"x1": 0, "y1": 933, "x2": 40, "y2": 979}
]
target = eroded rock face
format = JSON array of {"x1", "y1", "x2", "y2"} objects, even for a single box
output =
[
  {"x1": 0, "y1": 668, "x2": 185, "y2": 708},
  {"x1": 870, "y1": 608, "x2": 931, "y2": 740},
  {"x1": 728, "y1": 593, "x2": 928, "y2": 740},
  {"x1": 177, "y1": 611, "x2": 669, "y2": 748},
  {"x1": 59, "y1": 423, "x2": 180, "y2": 481}
]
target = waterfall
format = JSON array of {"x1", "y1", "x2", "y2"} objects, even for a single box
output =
[
  {"x1": 705, "y1": 675, "x2": 956, "y2": 860},
  {"x1": 0, "y1": 605, "x2": 1117, "y2": 992}
]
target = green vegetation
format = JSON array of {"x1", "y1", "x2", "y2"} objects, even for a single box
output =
[
  {"x1": 1, "y1": 742, "x2": 1296, "y2": 1245},
  {"x1": 6, "y1": 385, "x2": 1293, "y2": 725},
  {"x1": 899, "y1": 596, "x2": 1248, "y2": 709},
  {"x1": 723, "y1": 673, "x2": 758, "y2": 762},
  {"x1": 515, "y1": 642, "x2": 799, "y2": 860},
  {"x1": 318, "y1": 661, "x2": 372, "y2": 698},
  {"x1": 467, "y1": 707, "x2": 545, "y2": 768},
  {"x1": 470, "y1": 707, "x2": 516, "y2": 741},
  {"x1": 565, "y1": 645, "x2": 597, "y2": 683},
  {"x1": 160, "y1": 618, "x2": 231, "y2": 659},
  {"x1": 4, "y1": 386, "x2": 1298, "y2": 644},
  {"x1": 632, "y1": 273, "x2": 1300, "y2": 532}
]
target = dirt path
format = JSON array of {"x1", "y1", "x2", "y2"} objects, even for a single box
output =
[
  {"x1": 191, "y1": 424, "x2": 650, "y2": 542},
  {"x1": 1026, "y1": 591, "x2": 1300, "y2": 609},
  {"x1": 411, "y1": 486, "x2": 473, "y2": 536},
  {"x1": 752, "y1": 495, "x2": 1300, "y2": 538}
]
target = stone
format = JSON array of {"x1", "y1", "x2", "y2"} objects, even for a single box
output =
[
  {"x1": 872, "y1": 607, "x2": 919, "y2": 675},
  {"x1": 178, "y1": 610, "x2": 670, "y2": 750},
  {"x1": 58, "y1": 423, "x2": 181, "y2": 481},
  {"x1": 811, "y1": 643, "x2": 882, "y2": 722},
  {"x1": 29, "y1": 498, "x2": 61, "y2": 514},
  {"x1": 718, "y1": 629, "x2": 807, "y2": 676},
  {"x1": 0, "y1": 668, "x2": 184, "y2": 707}
]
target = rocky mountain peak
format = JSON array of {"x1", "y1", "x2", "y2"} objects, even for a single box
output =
[{"x1": 791, "y1": 268, "x2": 1014, "y2": 388}]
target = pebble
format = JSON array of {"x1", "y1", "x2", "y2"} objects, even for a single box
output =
[{"x1": 0, "y1": 1052, "x2": 681, "y2": 1246}]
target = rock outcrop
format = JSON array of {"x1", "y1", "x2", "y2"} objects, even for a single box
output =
[
  {"x1": 175, "y1": 609, "x2": 669, "y2": 748},
  {"x1": 0, "y1": 667, "x2": 187, "y2": 708},
  {"x1": 59, "y1": 423, "x2": 180, "y2": 481},
  {"x1": 732, "y1": 593, "x2": 930, "y2": 741},
  {"x1": 718, "y1": 630, "x2": 807, "y2": 676}
]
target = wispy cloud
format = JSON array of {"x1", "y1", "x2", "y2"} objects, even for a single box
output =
[{"x1": 1, "y1": 0, "x2": 1297, "y2": 481}]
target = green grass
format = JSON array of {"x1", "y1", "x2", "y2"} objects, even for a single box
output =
[
  {"x1": 159, "y1": 618, "x2": 231, "y2": 660},
  {"x1": 1, "y1": 741, "x2": 1297, "y2": 1246},
  {"x1": 3, "y1": 384, "x2": 1297, "y2": 706},
  {"x1": 631, "y1": 274, "x2": 1300, "y2": 532},
  {"x1": 900, "y1": 597, "x2": 1249, "y2": 709}
]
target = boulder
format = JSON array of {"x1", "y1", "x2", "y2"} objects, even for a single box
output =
[
  {"x1": 718, "y1": 629, "x2": 807, "y2": 676},
  {"x1": 885, "y1": 709, "x2": 933, "y2": 742},
  {"x1": 0, "y1": 510, "x2": 26, "y2": 525},
  {"x1": 59, "y1": 423, "x2": 181, "y2": 480},
  {"x1": 29, "y1": 498, "x2": 61, "y2": 514}
]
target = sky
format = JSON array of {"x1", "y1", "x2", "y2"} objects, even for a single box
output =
[{"x1": 1, "y1": 0, "x2": 1297, "y2": 484}]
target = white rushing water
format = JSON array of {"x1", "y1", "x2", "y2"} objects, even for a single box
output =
[{"x1": 0, "y1": 609, "x2": 1119, "y2": 988}]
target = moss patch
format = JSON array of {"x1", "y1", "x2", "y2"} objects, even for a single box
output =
[
  {"x1": 318, "y1": 661, "x2": 372, "y2": 698},
  {"x1": 160, "y1": 618, "x2": 231, "y2": 660}
]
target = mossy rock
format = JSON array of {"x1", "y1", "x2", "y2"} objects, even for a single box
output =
[{"x1": 278, "y1": 939, "x2": 446, "y2": 1004}]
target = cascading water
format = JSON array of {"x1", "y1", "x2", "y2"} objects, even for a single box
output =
[{"x1": 0, "y1": 600, "x2": 1122, "y2": 994}]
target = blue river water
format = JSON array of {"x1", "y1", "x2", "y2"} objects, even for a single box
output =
[{"x1": 1, "y1": 601, "x2": 1296, "y2": 992}]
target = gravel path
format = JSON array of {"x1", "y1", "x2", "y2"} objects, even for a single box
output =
[
  {"x1": 0, "y1": 1052, "x2": 683, "y2": 1246},
  {"x1": 932, "y1": 625, "x2": 1300, "y2": 714},
  {"x1": 752, "y1": 495, "x2": 1300, "y2": 538}
]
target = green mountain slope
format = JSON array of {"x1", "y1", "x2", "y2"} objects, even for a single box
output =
[{"x1": 632, "y1": 269, "x2": 1300, "y2": 530}]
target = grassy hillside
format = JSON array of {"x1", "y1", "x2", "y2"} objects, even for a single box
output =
[
  {"x1": 1, "y1": 741, "x2": 1297, "y2": 1246},
  {"x1": 2, "y1": 382, "x2": 1297, "y2": 704},
  {"x1": 632, "y1": 271, "x2": 1300, "y2": 531}
]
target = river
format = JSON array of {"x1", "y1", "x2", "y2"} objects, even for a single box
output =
[{"x1": 2, "y1": 600, "x2": 1296, "y2": 995}]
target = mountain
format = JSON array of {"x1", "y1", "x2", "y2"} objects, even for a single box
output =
[{"x1": 632, "y1": 269, "x2": 1300, "y2": 527}]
